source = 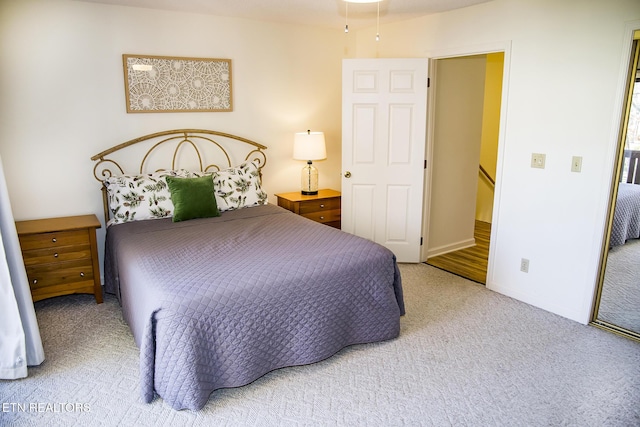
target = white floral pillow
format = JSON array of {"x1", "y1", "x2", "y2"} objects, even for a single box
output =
[
  {"x1": 190, "y1": 160, "x2": 267, "y2": 211},
  {"x1": 104, "y1": 170, "x2": 189, "y2": 224}
]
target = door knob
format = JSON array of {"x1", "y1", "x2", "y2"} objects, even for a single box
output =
[{"x1": 344, "y1": 171, "x2": 352, "y2": 178}]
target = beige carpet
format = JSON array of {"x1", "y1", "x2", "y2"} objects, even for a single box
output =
[
  {"x1": 1, "y1": 263, "x2": 639, "y2": 426},
  {"x1": 599, "y1": 238, "x2": 640, "y2": 333}
]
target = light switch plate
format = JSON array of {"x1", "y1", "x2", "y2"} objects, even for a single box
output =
[
  {"x1": 571, "y1": 156, "x2": 582, "y2": 173},
  {"x1": 531, "y1": 153, "x2": 546, "y2": 169}
]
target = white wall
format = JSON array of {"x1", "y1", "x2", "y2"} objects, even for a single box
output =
[
  {"x1": 0, "y1": 0, "x2": 345, "y2": 266},
  {"x1": 427, "y1": 56, "x2": 486, "y2": 258},
  {"x1": 356, "y1": 0, "x2": 640, "y2": 323}
]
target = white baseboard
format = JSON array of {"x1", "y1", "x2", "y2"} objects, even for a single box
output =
[{"x1": 426, "y1": 238, "x2": 476, "y2": 258}]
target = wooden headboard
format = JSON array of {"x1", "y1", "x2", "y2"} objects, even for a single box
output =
[{"x1": 91, "y1": 129, "x2": 267, "y2": 223}]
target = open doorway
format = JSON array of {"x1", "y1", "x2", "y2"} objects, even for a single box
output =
[{"x1": 425, "y1": 52, "x2": 504, "y2": 284}]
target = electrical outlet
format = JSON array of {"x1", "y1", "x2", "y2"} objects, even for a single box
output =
[
  {"x1": 571, "y1": 156, "x2": 582, "y2": 173},
  {"x1": 531, "y1": 153, "x2": 545, "y2": 169},
  {"x1": 520, "y1": 258, "x2": 529, "y2": 273}
]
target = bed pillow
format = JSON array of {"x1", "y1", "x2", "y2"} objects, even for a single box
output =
[
  {"x1": 166, "y1": 175, "x2": 220, "y2": 222},
  {"x1": 104, "y1": 170, "x2": 189, "y2": 224},
  {"x1": 209, "y1": 160, "x2": 268, "y2": 211}
]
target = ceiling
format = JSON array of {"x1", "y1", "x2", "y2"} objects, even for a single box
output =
[{"x1": 76, "y1": 0, "x2": 494, "y2": 31}]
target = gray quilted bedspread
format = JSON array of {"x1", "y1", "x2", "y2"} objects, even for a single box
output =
[
  {"x1": 611, "y1": 183, "x2": 640, "y2": 247},
  {"x1": 104, "y1": 204, "x2": 404, "y2": 410}
]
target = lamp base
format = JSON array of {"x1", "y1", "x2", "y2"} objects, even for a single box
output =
[
  {"x1": 301, "y1": 190, "x2": 318, "y2": 196},
  {"x1": 300, "y1": 162, "x2": 319, "y2": 195}
]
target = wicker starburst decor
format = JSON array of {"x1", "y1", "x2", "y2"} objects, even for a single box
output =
[{"x1": 123, "y1": 54, "x2": 232, "y2": 113}]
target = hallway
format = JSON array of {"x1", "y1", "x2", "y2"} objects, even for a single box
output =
[{"x1": 426, "y1": 221, "x2": 490, "y2": 284}]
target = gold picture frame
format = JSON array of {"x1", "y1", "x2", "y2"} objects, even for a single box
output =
[{"x1": 123, "y1": 54, "x2": 232, "y2": 113}]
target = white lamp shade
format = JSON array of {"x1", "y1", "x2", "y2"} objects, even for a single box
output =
[{"x1": 293, "y1": 131, "x2": 327, "y2": 161}]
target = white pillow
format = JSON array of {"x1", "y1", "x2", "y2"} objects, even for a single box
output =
[
  {"x1": 104, "y1": 170, "x2": 189, "y2": 224},
  {"x1": 190, "y1": 160, "x2": 267, "y2": 211}
]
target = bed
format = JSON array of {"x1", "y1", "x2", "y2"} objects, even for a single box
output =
[
  {"x1": 91, "y1": 129, "x2": 404, "y2": 411},
  {"x1": 611, "y1": 183, "x2": 640, "y2": 247},
  {"x1": 611, "y1": 150, "x2": 640, "y2": 247}
]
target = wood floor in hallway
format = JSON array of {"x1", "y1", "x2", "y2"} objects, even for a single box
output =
[{"x1": 426, "y1": 220, "x2": 491, "y2": 284}]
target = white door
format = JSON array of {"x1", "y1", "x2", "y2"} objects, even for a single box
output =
[{"x1": 342, "y1": 58, "x2": 428, "y2": 263}]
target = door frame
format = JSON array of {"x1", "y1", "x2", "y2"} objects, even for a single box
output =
[{"x1": 422, "y1": 41, "x2": 512, "y2": 289}]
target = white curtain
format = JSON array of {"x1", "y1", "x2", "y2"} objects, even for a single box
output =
[{"x1": 0, "y1": 155, "x2": 44, "y2": 379}]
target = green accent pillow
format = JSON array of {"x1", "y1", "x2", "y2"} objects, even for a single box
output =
[{"x1": 166, "y1": 175, "x2": 220, "y2": 222}]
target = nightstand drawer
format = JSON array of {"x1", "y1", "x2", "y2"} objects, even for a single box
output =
[
  {"x1": 302, "y1": 209, "x2": 341, "y2": 224},
  {"x1": 19, "y1": 229, "x2": 89, "y2": 251},
  {"x1": 21, "y1": 244, "x2": 92, "y2": 266},
  {"x1": 298, "y1": 197, "x2": 341, "y2": 214},
  {"x1": 26, "y1": 260, "x2": 94, "y2": 289}
]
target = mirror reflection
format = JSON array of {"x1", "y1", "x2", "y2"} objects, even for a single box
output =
[{"x1": 595, "y1": 34, "x2": 640, "y2": 341}]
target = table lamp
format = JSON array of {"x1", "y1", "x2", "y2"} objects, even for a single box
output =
[{"x1": 293, "y1": 130, "x2": 326, "y2": 195}]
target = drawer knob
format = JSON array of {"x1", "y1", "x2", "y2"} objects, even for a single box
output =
[
  {"x1": 54, "y1": 253, "x2": 58, "y2": 258},
  {"x1": 32, "y1": 279, "x2": 37, "y2": 285},
  {"x1": 52, "y1": 238, "x2": 57, "y2": 243},
  {"x1": 320, "y1": 204, "x2": 325, "y2": 208},
  {"x1": 80, "y1": 272, "x2": 85, "y2": 277},
  {"x1": 319, "y1": 216, "x2": 325, "y2": 220}
]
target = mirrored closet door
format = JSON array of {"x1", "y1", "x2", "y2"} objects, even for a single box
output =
[{"x1": 592, "y1": 30, "x2": 640, "y2": 342}]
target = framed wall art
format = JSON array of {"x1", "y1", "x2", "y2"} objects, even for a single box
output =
[{"x1": 123, "y1": 54, "x2": 232, "y2": 113}]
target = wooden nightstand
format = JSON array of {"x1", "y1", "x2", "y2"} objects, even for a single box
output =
[
  {"x1": 276, "y1": 189, "x2": 341, "y2": 229},
  {"x1": 15, "y1": 214, "x2": 103, "y2": 304}
]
